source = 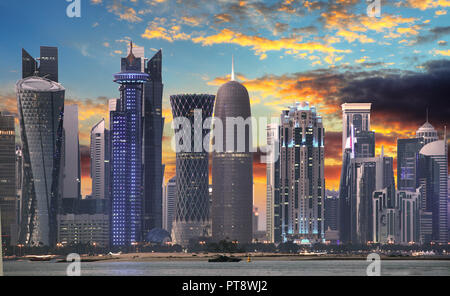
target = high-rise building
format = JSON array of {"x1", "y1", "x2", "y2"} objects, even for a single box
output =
[
  {"x1": 170, "y1": 94, "x2": 215, "y2": 246},
  {"x1": 341, "y1": 103, "x2": 372, "y2": 152},
  {"x1": 341, "y1": 148, "x2": 395, "y2": 244},
  {"x1": 372, "y1": 188, "x2": 399, "y2": 244},
  {"x1": 398, "y1": 188, "x2": 421, "y2": 244},
  {"x1": 61, "y1": 104, "x2": 80, "y2": 199},
  {"x1": 266, "y1": 123, "x2": 280, "y2": 243},
  {"x1": 16, "y1": 76, "x2": 65, "y2": 247},
  {"x1": 90, "y1": 119, "x2": 110, "y2": 200},
  {"x1": 278, "y1": 102, "x2": 325, "y2": 243},
  {"x1": 0, "y1": 112, "x2": 16, "y2": 246},
  {"x1": 397, "y1": 138, "x2": 425, "y2": 191},
  {"x1": 416, "y1": 121, "x2": 438, "y2": 145},
  {"x1": 339, "y1": 103, "x2": 375, "y2": 244},
  {"x1": 212, "y1": 60, "x2": 253, "y2": 244},
  {"x1": 142, "y1": 49, "x2": 164, "y2": 234},
  {"x1": 418, "y1": 135, "x2": 448, "y2": 244},
  {"x1": 110, "y1": 43, "x2": 149, "y2": 246},
  {"x1": 324, "y1": 190, "x2": 339, "y2": 231},
  {"x1": 22, "y1": 46, "x2": 58, "y2": 82},
  {"x1": 163, "y1": 177, "x2": 176, "y2": 234}
]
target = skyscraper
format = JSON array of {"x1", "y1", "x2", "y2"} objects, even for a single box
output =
[
  {"x1": 170, "y1": 94, "x2": 215, "y2": 246},
  {"x1": 212, "y1": 59, "x2": 253, "y2": 244},
  {"x1": 339, "y1": 103, "x2": 374, "y2": 244},
  {"x1": 126, "y1": 45, "x2": 165, "y2": 234},
  {"x1": 0, "y1": 112, "x2": 16, "y2": 246},
  {"x1": 416, "y1": 119, "x2": 438, "y2": 145},
  {"x1": 397, "y1": 138, "x2": 425, "y2": 191},
  {"x1": 110, "y1": 43, "x2": 149, "y2": 246},
  {"x1": 324, "y1": 190, "x2": 339, "y2": 232},
  {"x1": 266, "y1": 123, "x2": 280, "y2": 243},
  {"x1": 90, "y1": 119, "x2": 110, "y2": 200},
  {"x1": 419, "y1": 135, "x2": 448, "y2": 244},
  {"x1": 163, "y1": 177, "x2": 176, "y2": 234},
  {"x1": 16, "y1": 76, "x2": 65, "y2": 247},
  {"x1": 142, "y1": 50, "x2": 164, "y2": 234},
  {"x1": 342, "y1": 151, "x2": 395, "y2": 244},
  {"x1": 22, "y1": 46, "x2": 58, "y2": 82},
  {"x1": 278, "y1": 102, "x2": 325, "y2": 243},
  {"x1": 61, "y1": 104, "x2": 80, "y2": 199}
]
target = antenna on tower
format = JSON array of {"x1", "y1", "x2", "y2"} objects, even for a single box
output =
[
  {"x1": 426, "y1": 107, "x2": 429, "y2": 123},
  {"x1": 231, "y1": 55, "x2": 235, "y2": 81}
]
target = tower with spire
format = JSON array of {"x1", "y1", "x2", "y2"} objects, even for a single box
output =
[{"x1": 416, "y1": 109, "x2": 439, "y2": 144}]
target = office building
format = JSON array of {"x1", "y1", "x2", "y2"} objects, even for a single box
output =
[
  {"x1": 22, "y1": 46, "x2": 58, "y2": 82},
  {"x1": 397, "y1": 138, "x2": 425, "y2": 191},
  {"x1": 170, "y1": 94, "x2": 215, "y2": 246},
  {"x1": 212, "y1": 60, "x2": 253, "y2": 244},
  {"x1": 90, "y1": 119, "x2": 110, "y2": 200},
  {"x1": 16, "y1": 76, "x2": 65, "y2": 247},
  {"x1": 110, "y1": 42, "x2": 148, "y2": 246},
  {"x1": 163, "y1": 176, "x2": 176, "y2": 234},
  {"x1": 0, "y1": 113, "x2": 16, "y2": 246},
  {"x1": 278, "y1": 102, "x2": 325, "y2": 243},
  {"x1": 372, "y1": 188, "x2": 399, "y2": 244},
  {"x1": 324, "y1": 190, "x2": 339, "y2": 231},
  {"x1": 61, "y1": 104, "x2": 81, "y2": 199},
  {"x1": 266, "y1": 123, "x2": 281, "y2": 243},
  {"x1": 398, "y1": 189, "x2": 421, "y2": 244}
]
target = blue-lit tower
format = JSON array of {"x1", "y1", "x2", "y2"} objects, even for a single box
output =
[{"x1": 110, "y1": 42, "x2": 149, "y2": 246}]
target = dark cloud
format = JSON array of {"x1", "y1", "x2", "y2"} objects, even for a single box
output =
[{"x1": 415, "y1": 26, "x2": 450, "y2": 44}]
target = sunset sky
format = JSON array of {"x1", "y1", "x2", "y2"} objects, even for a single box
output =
[{"x1": 1, "y1": 0, "x2": 449, "y2": 230}]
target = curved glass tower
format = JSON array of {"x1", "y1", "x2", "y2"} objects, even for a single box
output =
[
  {"x1": 16, "y1": 76, "x2": 65, "y2": 246},
  {"x1": 170, "y1": 94, "x2": 215, "y2": 246},
  {"x1": 212, "y1": 63, "x2": 253, "y2": 244}
]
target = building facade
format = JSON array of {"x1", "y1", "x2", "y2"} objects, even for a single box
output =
[
  {"x1": 16, "y1": 76, "x2": 65, "y2": 247},
  {"x1": 0, "y1": 113, "x2": 17, "y2": 246},
  {"x1": 278, "y1": 102, "x2": 325, "y2": 243},
  {"x1": 163, "y1": 176, "x2": 176, "y2": 234},
  {"x1": 212, "y1": 64, "x2": 253, "y2": 244},
  {"x1": 266, "y1": 123, "x2": 281, "y2": 243},
  {"x1": 61, "y1": 104, "x2": 80, "y2": 200},
  {"x1": 170, "y1": 94, "x2": 215, "y2": 246},
  {"x1": 397, "y1": 138, "x2": 425, "y2": 192},
  {"x1": 90, "y1": 119, "x2": 110, "y2": 200},
  {"x1": 110, "y1": 44, "x2": 149, "y2": 246}
]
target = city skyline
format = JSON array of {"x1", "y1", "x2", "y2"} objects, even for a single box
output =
[{"x1": 1, "y1": 0, "x2": 450, "y2": 232}]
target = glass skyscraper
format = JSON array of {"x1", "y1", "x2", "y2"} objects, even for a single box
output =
[
  {"x1": 110, "y1": 44, "x2": 149, "y2": 246},
  {"x1": 0, "y1": 112, "x2": 16, "y2": 246},
  {"x1": 16, "y1": 76, "x2": 65, "y2": 247},
  {"x1": 170, "y1": 94, "x2": 215, "y2": 246}
]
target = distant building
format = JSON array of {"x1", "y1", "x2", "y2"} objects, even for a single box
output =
[
  {"x1": 162, "y1": 177, "x2": 176, "y2": 234},
  {"x1": 324, "y1": 190, "x2": 339, "y2": 231},
  {"x1": 418, "y1": 136, "x2": 448, "y2": 244},
  {"x1": 253, "y1": 207, "x2": 259, "y2": 235},
  {"x1": 398, "y1": 189, "x2": 421, "y2": 244},
  {"x1": 61, "y1": 104, "x2": 81, "y2": 199},
  {"x1": 266, "y1": 123, "x2": 281, "y2": 243},
  {"x1": 397, "y1": 138, "x2": 424, "y2": 191},
  {"x1": 0, "y1": 112, "x2": 17, "y2": 246},
  {"x1": 57, "y1": 198, "x2": 109, "y2": 247},
  {"x1": 278, "y1": 102, "x2": 325, "y2": 243},
  {"x1": 90, "y1": 119, "x2": 110, "y2": 200},
  {"x1": 372, "y1": 188, "x2": 399, "y2": 244}
]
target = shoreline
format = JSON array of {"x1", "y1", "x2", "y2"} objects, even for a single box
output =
[{"x1": 6, "y1": 252, "x2": 449, "y2": 263}]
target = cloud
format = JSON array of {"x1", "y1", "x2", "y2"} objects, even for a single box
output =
[
  {"x1": 415, "y1": 26, "x2": 450, "y2": 44},
  {"x1": 107, "y1": 0, "x2": 143, "y2": 22},
  {"x1": 404, "y1": 0, "x2": 450, "y2": 10}
]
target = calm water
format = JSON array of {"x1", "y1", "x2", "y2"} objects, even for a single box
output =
[{"x1": 3, "y1": 260, "x2": 450, "y2": 276}]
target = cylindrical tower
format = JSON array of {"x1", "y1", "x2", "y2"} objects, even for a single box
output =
[
  {"x1": 16, "y1": 76, "x2": 65, "y2": 247},
  {"x1": 212, "y1": 73, "x2": 253, "y2": 244},
  {"x1": 170, "y1": 94, "x2": 215, "y2": 246}
]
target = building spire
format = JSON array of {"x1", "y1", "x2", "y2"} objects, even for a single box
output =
[
  {"x1": 426, "y1": 107, "x2": 429, "y2": 123},
  {"x1": 231, "y1": 55, "x2": 235, "y2": 81}
]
